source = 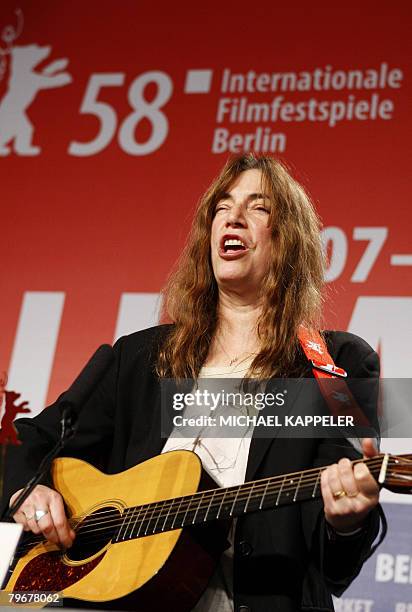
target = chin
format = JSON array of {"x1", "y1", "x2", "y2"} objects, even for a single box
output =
[
  {"x1": 213, "y1": 261, "x2": 257, "y2": 289},
  {"x1": 217, "y1": 271, "x2": 250, "y2": 285}
]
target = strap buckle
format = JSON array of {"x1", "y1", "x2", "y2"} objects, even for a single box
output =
[{"x1": 311, "y1": 360, "x2": 347, "y2": 378}]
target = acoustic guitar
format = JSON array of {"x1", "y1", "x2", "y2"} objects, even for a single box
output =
[{"x1": 4, "y1": 450, "x2": 412, "y2": 610}]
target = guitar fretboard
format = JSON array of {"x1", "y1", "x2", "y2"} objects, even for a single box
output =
[
  {"x1": 113, "y1": 458, "x2": 380, "y2": 543},
  {"x1": 19, "y1": 453, "x2": 412, "y2": 561}
]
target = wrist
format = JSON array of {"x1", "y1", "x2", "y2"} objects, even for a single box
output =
[
  {"x1": 326, "y1": 519, "x2": 366, "y2": 541},
  {"x1": 325, "y1": 508, "x2": 370, "y2": 535}
]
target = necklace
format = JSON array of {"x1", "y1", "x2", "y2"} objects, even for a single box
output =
[{"x1": 215, "y1": 334, "x2": 256, "y2": 367}]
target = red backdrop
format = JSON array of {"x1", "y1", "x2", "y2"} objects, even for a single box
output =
[{"x1": 0, "y1": 0, "x2": 411, "y2": 413}]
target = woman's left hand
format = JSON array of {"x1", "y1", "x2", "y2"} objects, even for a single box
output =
[{"x1": 320, "y1": 438, "x2": 380, "y2": 533}]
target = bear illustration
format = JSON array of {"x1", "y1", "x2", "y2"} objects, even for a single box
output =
[
  {"x1": 0, "y1": 390, "x2": 31, "y2": 445},
  {"x1": 0, "y1": 44, "x2": 72, "y2": 155}
]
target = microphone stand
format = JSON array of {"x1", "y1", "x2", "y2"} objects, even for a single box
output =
[
  {"x1": 1, "y1": 406, "x2": 77, "y2": 522},
  {"x1": 2, "y1": 343, "x2": 114, "y2": 523}
]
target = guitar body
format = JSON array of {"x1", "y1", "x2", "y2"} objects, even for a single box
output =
[
  {"x1": 7, "y1": 449, "x2": 410, "y2": 610},
  {"x1": 5, "y1": 451, "x2": 230, "y2": 611}
]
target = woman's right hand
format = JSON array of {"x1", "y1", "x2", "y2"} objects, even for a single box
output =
[{"x1": 10, "y1": 485, "x2": 75, "y2": 548}]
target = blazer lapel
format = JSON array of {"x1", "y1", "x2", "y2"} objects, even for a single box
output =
[{"x1": 245, "y1": 367, "x2": 312, "y2": 481}]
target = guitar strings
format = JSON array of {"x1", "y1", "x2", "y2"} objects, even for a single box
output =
[
  {"x1": 15, "y1": 455, "x2": 388, "y2": 554},
  {"x1": 15, "y1": 456, "x2": 368, "y2": 544},
  {"x1": 24, "y1": 451, "x2": 411, "y2": 555},
  {"x1": 15, "y1": 466, "x2": 383, "y2": 556},
  {"x1": 42, "y1": 454, "x2": 387, "y2": 526},
  {"x1": 63, "y1": 455, "x2": 388, "y2": 528},
  {"x1": 72, "y1": 456, "x2": 385, "y2": 537},
  {"x1": 15, "y1": 456, "x2": 389, "y2": 556},
  {"x1": 15, "y1": 460, "x2": 391, "y2": 557},
  {"x1": 15, "y1": 476, "x2": 330, "y2": 555},
  {"x1": 16, "y1": 454, "x2": 387, "y2": 556}
]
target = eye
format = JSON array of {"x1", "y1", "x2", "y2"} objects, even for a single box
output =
[
  {"x1": 214, "y1": 203, "x2": 229, "y2": 214},
  {"x1": 249, "y1": 196, "x2": 271, "y2": 214},
  {"x1": 252, "y1": 202, "x2": 270, "y2": 213}
]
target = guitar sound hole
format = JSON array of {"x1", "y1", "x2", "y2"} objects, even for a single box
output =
[{"x1": 66, "y1": 506, "x2": 120, "y2": 562}]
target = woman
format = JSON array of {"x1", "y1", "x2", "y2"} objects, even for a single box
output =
[{"x1": 5, "y1": 154, "x2": 383, "y2": 611}]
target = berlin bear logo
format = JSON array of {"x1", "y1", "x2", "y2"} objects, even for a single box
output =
[
  {"x1": 0, "y1": 371, "x2": 31, "y2": 445},
  {"x1": 0, "y1": 9, "x2": 72, "y2": 156}
]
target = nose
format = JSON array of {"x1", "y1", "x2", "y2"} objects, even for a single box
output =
[{"x1": 226, "y1": 203, "x2": 247, "y2": 228}]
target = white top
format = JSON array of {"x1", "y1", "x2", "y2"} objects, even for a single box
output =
[
  {"x1": 162, "y1": 359, "x2": 255, "y2": 612},
  {"x1": 162, "y1": 360, "x2": 255, "y2": 487}
]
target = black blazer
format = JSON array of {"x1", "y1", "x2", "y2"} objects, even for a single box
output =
[{"x1": 3, "y1": 326, "x2": 384, "y2": 612}]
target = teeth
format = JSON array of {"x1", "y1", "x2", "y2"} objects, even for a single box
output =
[{"x1": 224, "y1": 239, "x2": 245, "y2": 247}]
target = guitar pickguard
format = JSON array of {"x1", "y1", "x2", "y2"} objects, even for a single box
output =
[{"x1": 14, "y1": 550, "x2": 105, "y2": 592}]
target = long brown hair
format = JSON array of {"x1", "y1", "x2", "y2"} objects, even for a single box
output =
[{"x1": 157, "y1": 154, "x2": 325, "y2": 379}]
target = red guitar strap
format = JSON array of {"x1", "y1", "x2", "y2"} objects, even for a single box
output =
[{"x1": 298, "y1": 326, "x2": 371, "y2": 428}]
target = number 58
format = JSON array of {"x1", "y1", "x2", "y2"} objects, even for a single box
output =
[{"x1": 68, "y1": 71, "x2": 173, "y2": 156}]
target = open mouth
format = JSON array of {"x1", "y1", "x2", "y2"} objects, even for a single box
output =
[{"x1": 222, "y1": 238, "x2": 247, "y2": 254}]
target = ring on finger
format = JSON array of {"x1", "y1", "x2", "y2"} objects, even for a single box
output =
[
  {"x1": 34, "y1": 509, "x2": 49, "y2": 522},
  {"x1": 332, "y1": 489, "x2": 347, "y2": 500},
  {"x1": 23, "y1": 510, "x2": 34, "y2": 521}
]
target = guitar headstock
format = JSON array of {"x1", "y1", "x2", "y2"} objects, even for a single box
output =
[{"x1": 380, "y1": 454, "x2": 412, "y2": 494}]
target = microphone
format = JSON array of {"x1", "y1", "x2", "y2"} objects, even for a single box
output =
[{"x1": 58, "y1": 344, "x2": 115, "y2": 423}]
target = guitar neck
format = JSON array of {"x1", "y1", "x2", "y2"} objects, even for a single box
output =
[{"x1": 115, "y1": 455, "x2": 383, "y2": 543}]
